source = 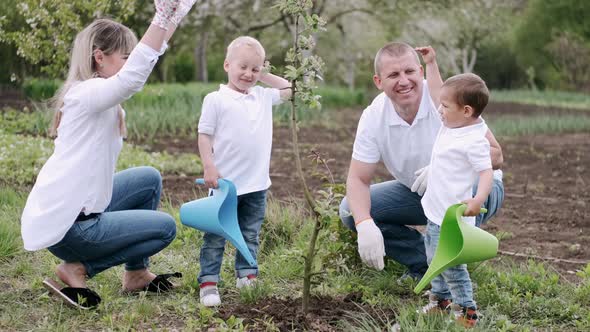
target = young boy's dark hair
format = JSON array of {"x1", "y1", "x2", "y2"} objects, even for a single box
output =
[{"x1": 443, "y1": 73, "x2": 489, "y2": 117}]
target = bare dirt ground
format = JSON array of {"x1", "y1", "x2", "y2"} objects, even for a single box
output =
[
  {"x1": 216, "y1": 293, "x2": 391, "y2": 332},
  {"x1": 158, "y1": 102, "x2": 590, "y2": 274}
]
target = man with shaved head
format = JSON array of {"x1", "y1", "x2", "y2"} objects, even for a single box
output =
[{"x1": 339, "y1": 43, "x2": 505, "y2": 279}]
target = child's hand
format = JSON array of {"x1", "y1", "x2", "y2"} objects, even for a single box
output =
[
  {"x1": 415, "y1": 46, "x2": 436, "y2": 65},
  {"x1": 462, "y1": 198, "x2": 483, "y2": 217},
  {"x1": 203, "y1": 166, "x2": 221, "y2": 189},
  {"x1": 261, "y1": 60, "x2": 271, "y2": 76}
]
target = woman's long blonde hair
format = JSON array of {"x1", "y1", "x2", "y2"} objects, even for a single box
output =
[{"x1": 49, "y1": 18, "x2": 138, "y2": 137}]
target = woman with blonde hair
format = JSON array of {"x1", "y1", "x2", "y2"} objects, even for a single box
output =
[{"x1": 20, "y1": 0, "x2": 197, "y2": 309}]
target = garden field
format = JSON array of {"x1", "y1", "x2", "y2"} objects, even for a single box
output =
[{"x1": 1, "y1": 86, "x2": 590, "y2": 331}]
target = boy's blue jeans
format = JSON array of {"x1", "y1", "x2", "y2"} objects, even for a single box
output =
[
  {"x1": 48, "y1": 167, "x2": 177, "y2": 278},
  {"x1": 198, "y1": 189, "x2": 267, "y2": 284},
  {"x1": 425, "y1": 221, "x2": 475, "y2": 308},
  {"x1": 339, "y1": 177, "x2": 504, "y2": 277}
]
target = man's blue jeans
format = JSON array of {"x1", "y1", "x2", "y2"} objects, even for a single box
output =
[
  {"x1": 198, "y1": 190, "x2": 267, "y2": 284},
  {"x1": 48, "y1": 166, "x2": 177, "y2": 278},
  {"x1": 339, "y1": 177, "x2": 504, "y2": 277},
  {"x1": 426, "y1": 221, "x2": 475, "y2": 308}
]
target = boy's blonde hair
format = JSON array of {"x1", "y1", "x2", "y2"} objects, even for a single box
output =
[
  {"x1": 225, "y1": 36, "x2": 265, "y2": 61},
  {"x1": 50, "y1": 18, "x2": 137, "y2": 137},
  {"x1": 443, "y1": 73, "x2": 489, "y2": 118},
  {"x1": 374, "y1": 42, "x2": 420, "y2": 77}
]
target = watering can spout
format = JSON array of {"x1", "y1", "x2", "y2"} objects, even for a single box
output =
[
  {"x1": 413, "y1": 204, "x2": 498, "y2": 294},
  {"x1": 180, "y1": 178, "x2": 257, "y2": 267}
]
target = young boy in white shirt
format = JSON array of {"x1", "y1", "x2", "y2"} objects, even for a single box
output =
[
  {"x1": 196, "y1": 36, "x2": 292, "y2": 306},
  {"x1": 419, "y1": 73, "x2": 493, "y2": 328}
]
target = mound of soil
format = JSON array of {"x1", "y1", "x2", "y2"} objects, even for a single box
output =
[{"x1": 215, "y1": 293, "x2": 394, "y2": 331}]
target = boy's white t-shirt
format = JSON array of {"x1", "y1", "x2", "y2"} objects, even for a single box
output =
[
  {"x1": 20, "y1": 42, "x2": 165, "y2": 251},
  {"x1": 198, "y1": 84, "x2": 282, "y2": 195},
  {"x1": 421, "y1": 119, "x2": 492, "y2": 226},
  {"x1": 352, "y1": 81, "x2": 441, "y2": 188}
]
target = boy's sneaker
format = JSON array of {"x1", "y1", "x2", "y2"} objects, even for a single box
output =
[
  {"x1": 451, "y1": 303, "x2": 478, "y2": 328},
  {"x1": 418, "y1": 294, "x2": 452, "y2": 314},
  {"x1": 236, "y1": 274, "x2": 257, "y2": 289},
  {"x1": 199, "y1": 282, "x2": 221, "y2": 307}
]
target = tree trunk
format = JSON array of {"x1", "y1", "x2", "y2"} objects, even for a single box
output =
[
  {"x1": 461, "y1": 47, "x2": 477, "y2": 73},
  {"x1": 194, "y1": 30, "x2": 209, "y2": 82}
]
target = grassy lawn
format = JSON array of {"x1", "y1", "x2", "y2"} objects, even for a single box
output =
[
  {"x1": 1, "y1": 187, "x2": 590, "y2": 330},
  {"x1": 2, "y1": 86, "x2": 590, "y2": 330}
]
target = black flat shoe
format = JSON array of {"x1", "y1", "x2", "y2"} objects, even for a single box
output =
[{"x1": 43, "y1": 278, "x2": 101, "y2": 310}]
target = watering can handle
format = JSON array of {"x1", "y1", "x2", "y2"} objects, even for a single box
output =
[
  {"x1": 456, "y1": 204, "x2": 487, "y2": 216},
  {"x1": 195, "y1": 178, "x2": 228, "y2": 192}
]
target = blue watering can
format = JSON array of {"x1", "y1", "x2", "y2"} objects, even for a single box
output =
[
  {"x1": 180, "y1": 178, "x2": 257, "y2": 267},
  {"x1": 413, "y1": 204, "x2": 498, "y2": 294}
]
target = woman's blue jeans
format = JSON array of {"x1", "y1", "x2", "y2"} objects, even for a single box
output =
[
  {"x1": 198, "y1": 190, "x2": 267, "y2": 284},
  {"x1": 48, "y1": 166, "x2": 176, "y2": 278},
  {"x1": 339, "y1": 177, "x2": 504, "y2": 278}
]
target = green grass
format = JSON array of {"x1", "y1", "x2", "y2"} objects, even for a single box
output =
[
  {"x1": 1, "y1": 193, "x2": 589, "y2": 330},
  {"x1": 0, "y1": 131, "x2": 202, "y2": 187},
  {"x1": 491, "y1": 89, "x2": 590, "y2": 111},
  {"x1": 488, "y1": 114, "x2": 590, "y2": 136},
  {"x1": 0, "y1": 188, "x2": 24, "y2": 260}
]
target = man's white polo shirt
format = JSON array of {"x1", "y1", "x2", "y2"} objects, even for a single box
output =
[
  {"x1": 352, "y1": 81, "x2": 441, "y2": 188},
  {"x1": 198, "y1": 84, "x2": 281, "y2": 195}
]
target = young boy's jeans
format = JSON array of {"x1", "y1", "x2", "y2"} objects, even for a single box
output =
[
  {"x1": 198, "y1": 189, "x2": 267, "y2": 284},
  {"x1": 425, "y1": 220, "x2": 476, "y2": 309}
]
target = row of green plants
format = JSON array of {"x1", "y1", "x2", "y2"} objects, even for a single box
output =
[
  {"x1": 487, "y1": 114, "x2": 590, "y2": 137},
  {"x1": 24, "y1": 79, "x2": 590, "y2": 113},
  {"x1": 491, "y1": 89, "x2": 590, "y2": 111},
  {"x1": 15, "y1": 80, "x2": 368, "y2": 140},
  {"x1": 0, "y1": 130, "x2": 202, "y2": 187},
  {"x1": 1, "y1": 185, "x2": 589, "y2": 330},
  {"x1": 4, "y1": 104, "x2": 590, "y2": 144}
]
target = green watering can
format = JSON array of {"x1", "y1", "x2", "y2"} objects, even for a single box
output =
[
  {"x1": 413, "y1": 203, "x2": 498, "y2": 294},
  {"x1": 179, "y1": 178, "x2": 256, "y2": 267}
]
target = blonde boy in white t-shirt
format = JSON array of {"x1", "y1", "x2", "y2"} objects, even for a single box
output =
[
  {"x1": 419, "y1": 73, "x2": 493, "y2": 328},
  {"x1": 196, "y1": 36, "x2": 292, "y2": 306}
]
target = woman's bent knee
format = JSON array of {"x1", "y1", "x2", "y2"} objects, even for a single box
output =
[
  {"x1": 138, "y1": 166, "x2": 162, "y2": 187},
  {"x1": 158, "y1": 213, "x2": 176, "y2": 244}
]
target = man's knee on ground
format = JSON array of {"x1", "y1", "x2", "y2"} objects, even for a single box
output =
[
  {"x1": 476, "y1": 178, "x2": 505, "y2": 227},
  {"x1": 339, "y1": 197, "x2": 356, "y2": 231}
]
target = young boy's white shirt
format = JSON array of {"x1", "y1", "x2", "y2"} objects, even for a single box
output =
[
  {"x1": 352, "y1": 80, "x2": 441, "y2": 189},
  {"x1": 198, "y1": 84, "x2": 282, "y2": 195},
  {"x1": 21, "y1": 42, "x2": 166, "y2": 251},
  {"x1": 421, "y1": 119, "x2": 492, "y2": 226}
]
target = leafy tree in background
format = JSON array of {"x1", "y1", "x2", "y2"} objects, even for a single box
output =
[
  {"x1": 514, "y1": 0, "x2": 590, "y2": 91},
  {"x1": 0, "y1": 2, "x2": 30, "y2": 85},
  {"x1": 0, "y1": 0, "x2": 135, "y2": 79},
  {"x1": 402, "y1": 0, "x2": 518, "y2": 77}
]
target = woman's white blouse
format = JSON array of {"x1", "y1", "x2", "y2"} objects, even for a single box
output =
[{"x1": 21, "y1": 42, "x2": 164, "y2": 251}]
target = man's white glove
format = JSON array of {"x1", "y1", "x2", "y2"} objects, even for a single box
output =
[
  {"x1": 356, "y1": 219, "x2": 385, "y2": 270},
  {"x1": 411, "y1": 165, "x2": 429, "y2": 196}
]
